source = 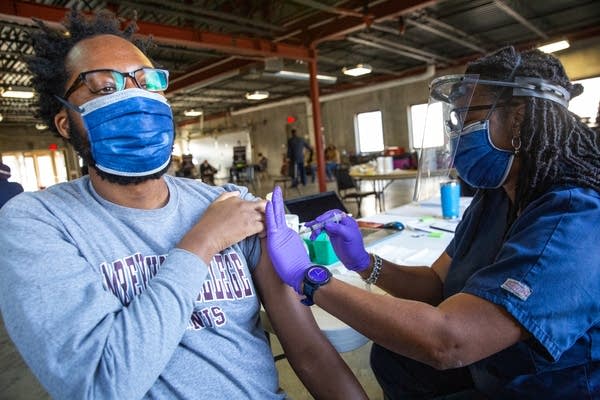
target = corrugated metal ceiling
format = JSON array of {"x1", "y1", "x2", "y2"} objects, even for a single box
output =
[{"x1": 0, "y1": 0, "x2": 599, "y2": 129}]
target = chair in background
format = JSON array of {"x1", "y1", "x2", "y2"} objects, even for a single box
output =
[
  {"x1": 236, "y1": 165, "x2": 257, "y2": 192},
  {"x1": 334, "y1": 167, "x2": 380, "y2": 218}
]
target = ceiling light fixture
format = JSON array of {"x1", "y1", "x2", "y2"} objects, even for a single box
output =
[
  {"x1": 0, "y1": 113, "x2": 3, "y2": 122},
  {"x1": 35, "y1": 123, "x2": 48, "y2": 130},
  {"x1": 273, "y1": 70, "x2": 338, "y2": 84},
  {"x1": 245, "y1": 90, "x2": 269, "y2": 100},
  {"x1": 342, "y1": 64, "x2": 372, "y2": 77},
  {"x1": 1, "y1": 86, "x2": 35, "y2": 99},
  {"x1": 537, "y1": 40, "x2": 570, "y2": 53},
  {"x1": 184, "y1": 109, "x2": 203, "y2": 117}
]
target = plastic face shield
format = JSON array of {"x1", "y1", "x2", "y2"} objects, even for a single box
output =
[
  {"x1": 412, "y1": 73, "x2": 571, "y2": 201},
  {"x1": 412, "y1": 74, "x2": 478, "y2": 202}
]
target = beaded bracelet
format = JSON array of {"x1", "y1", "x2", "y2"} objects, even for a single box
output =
[{"x1": 364, "y1": 254, "x2": 383, "y2": 285}]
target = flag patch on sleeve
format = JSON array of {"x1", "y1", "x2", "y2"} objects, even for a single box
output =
[{"x1": 501, "y1": 278, "x2": 532, "y2": 301}]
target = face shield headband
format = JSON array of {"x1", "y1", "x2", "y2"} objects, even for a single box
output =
[
  {"x1": 430, "y1": 75, "x2": 571, "y2": 111},
  {"x1": 413, "y1": 56, "x2": 571, "y2": 201}
]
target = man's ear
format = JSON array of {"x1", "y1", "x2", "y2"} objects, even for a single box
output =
[{"x1": 54, "y1": 109, "x2": 70, "y2": 139}]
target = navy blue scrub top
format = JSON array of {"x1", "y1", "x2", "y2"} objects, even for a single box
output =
[{"x1": 445, "y1": 187, "x2": 600, "y2": 398}]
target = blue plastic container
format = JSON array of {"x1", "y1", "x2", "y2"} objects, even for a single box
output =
[{"x1": 440, "y1": 180, "x2": 461, "y2": 219}]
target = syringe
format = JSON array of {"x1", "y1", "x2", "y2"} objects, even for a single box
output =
[{"x1": 298, "y1": 212, "x2": 348, "y2": 234}]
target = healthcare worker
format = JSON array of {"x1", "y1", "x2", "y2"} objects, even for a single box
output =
[{"x1": 265, "y1": 46, "x2": 600, "y2": 399}]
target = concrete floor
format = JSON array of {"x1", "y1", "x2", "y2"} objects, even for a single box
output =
[{"x1": 0, "y1": 175, "x2": 415, "y2": 399}]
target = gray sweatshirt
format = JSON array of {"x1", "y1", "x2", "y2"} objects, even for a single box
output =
[{"x1": 0, "y1": 175, "x2": 283, "y2": 399}]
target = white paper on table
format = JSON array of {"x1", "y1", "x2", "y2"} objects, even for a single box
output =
[
  {"x1": 369, "y1": 243, "x2": 435, "y2": 266},
  {"x1": 357, "y1": 213, "x2": 403, "y2": 224}
]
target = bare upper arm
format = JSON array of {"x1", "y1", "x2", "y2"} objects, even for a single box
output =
[
  {"x1": 253, "y1": 243, "x2": 368, "y2": 398},
  {"x1": 432, "y1": 292, "x2": 530, "y2": 368},
  {"x1": 401, "y1": 252, "x2": 529, "y2": 368},
  {"x1": 252, "y1": 240, "x2": 326, "y2": 349}
]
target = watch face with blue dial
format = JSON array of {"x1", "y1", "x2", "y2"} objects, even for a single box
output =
[
  {"x1": 302, "y1": 266, "x2": 331, "y2": 306},
  {"x1": 306, "y1": 266, "x2": 331, "y2": 284}
]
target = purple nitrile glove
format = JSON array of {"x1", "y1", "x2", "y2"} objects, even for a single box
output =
[
  {"x1": 306, "y1": 210, "x2": 370, "y2": 272},
  {"x1": 265, "y1": 186, "x2": 312, "y2": 293}
]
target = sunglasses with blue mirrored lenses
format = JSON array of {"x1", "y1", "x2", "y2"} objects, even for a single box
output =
[{"x1": 63, "y1": 67, "x2": 169, "y2": 99}]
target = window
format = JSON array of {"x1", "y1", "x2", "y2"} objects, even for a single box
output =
[
  {"x1": 1, "y1": 150, "x2": 68, "y2": 191},
  {"x1": 409, "y1": 102, "x2": 445, "y2": 149},
  {"x1": 354, "y1": 110, "x2": 384, "y2": 153},
  {"x1": 569, "y1": 76, "x2": 600, "y2": 127}
]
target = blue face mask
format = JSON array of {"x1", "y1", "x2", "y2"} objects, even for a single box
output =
[
  {"x1": 76, "y1": 88, "x2": 174, "y2": 177},
  {"x1": 450, "y1": 120, "x2": 514, "y2": 189}
]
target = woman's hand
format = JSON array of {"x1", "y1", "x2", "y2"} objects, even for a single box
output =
[
  {"x1": 306, "y1": 210, "x2": 370, "y2": 272},
  {"x1": 265, "y1": 186, "x2": 311, "y2": 293}
]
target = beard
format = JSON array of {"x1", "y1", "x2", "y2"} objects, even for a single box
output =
[{"x1": 67, "y1": 114, "x2": 171, "y2": 185}]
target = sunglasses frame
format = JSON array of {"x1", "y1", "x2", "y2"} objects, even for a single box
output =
[{"x1": 63, "y1": 67, "x2": 169, "y2": 99}]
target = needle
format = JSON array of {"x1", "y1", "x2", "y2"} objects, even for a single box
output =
[{"x1": 298, "y1": 212, "x2": 348, "y2": 234}]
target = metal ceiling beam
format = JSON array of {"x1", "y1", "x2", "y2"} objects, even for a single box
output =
[
  {"x1": 0, "y1": 0, "x2": 312, "y2": 61},
  {"x1": 417, "y1": 14, "x2": 489, "y2": 49},
  {"x1": 357, "y1": 32, "x2": 452, "y2": 63},
  {"x1": 493, "y1": 0, "x2": 548, "y2": 40},
  {"x1": 168, "y1": 58, "x2": 257, "y2": 94},
  {"x1": 118, "y1": 0, "x2": 284, "y2": 36},
  {"x1": 406, "y1": 18, "x2": 486, "y2": 53},
  {"x1": 346, "y1": 36, "x2": 432, "y2": 64},
  {"x1": 308, "y1": 0, "x2": 436, "y2": 45},
  {"x1": 138, "y1": 24, "x2": 314, "y2": 60},
  {"x1": 126, "y1": 0, "x2": 284, "y2": 32},
  {"x1": 289, "y1": 0, "x2": 365, "y2": 18},
  {"x1": 0, "y1": 1, "x2": 67, "y2": 25}
]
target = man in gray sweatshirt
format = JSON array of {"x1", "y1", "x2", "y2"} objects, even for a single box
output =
[{"x1": 0, "y1": 10, "x2": 367, "y2": 400}]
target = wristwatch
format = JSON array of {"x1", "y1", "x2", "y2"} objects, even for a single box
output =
[{"x1": 301, "y1": 265, "x2": 332, "y2": 306}]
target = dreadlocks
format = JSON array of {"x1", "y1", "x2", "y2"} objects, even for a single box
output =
[
  {"x1": 27, "y1": 9, "x2": 151, "y2": 134},
  {"x1": 466, "y1": 46, "x2": 600, "y2": 213}
]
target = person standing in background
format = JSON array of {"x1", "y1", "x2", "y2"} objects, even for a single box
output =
[
  {"x1": 325, "y1": 145, "x2": 341, "y2": 181},
  {"x1": 287, "y1": 128, "x2": 312, "y2": 187},
  {"x1": 0, "y1": 162, "x2": 24, "y2": 208}
]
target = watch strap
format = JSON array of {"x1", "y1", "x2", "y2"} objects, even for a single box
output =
[
  {"x1": 301, "y1": 285, "x2": 316, "y2": 306},
  {"x1": 301, "y1": 265, "x2": 331, "y2": 306}
]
